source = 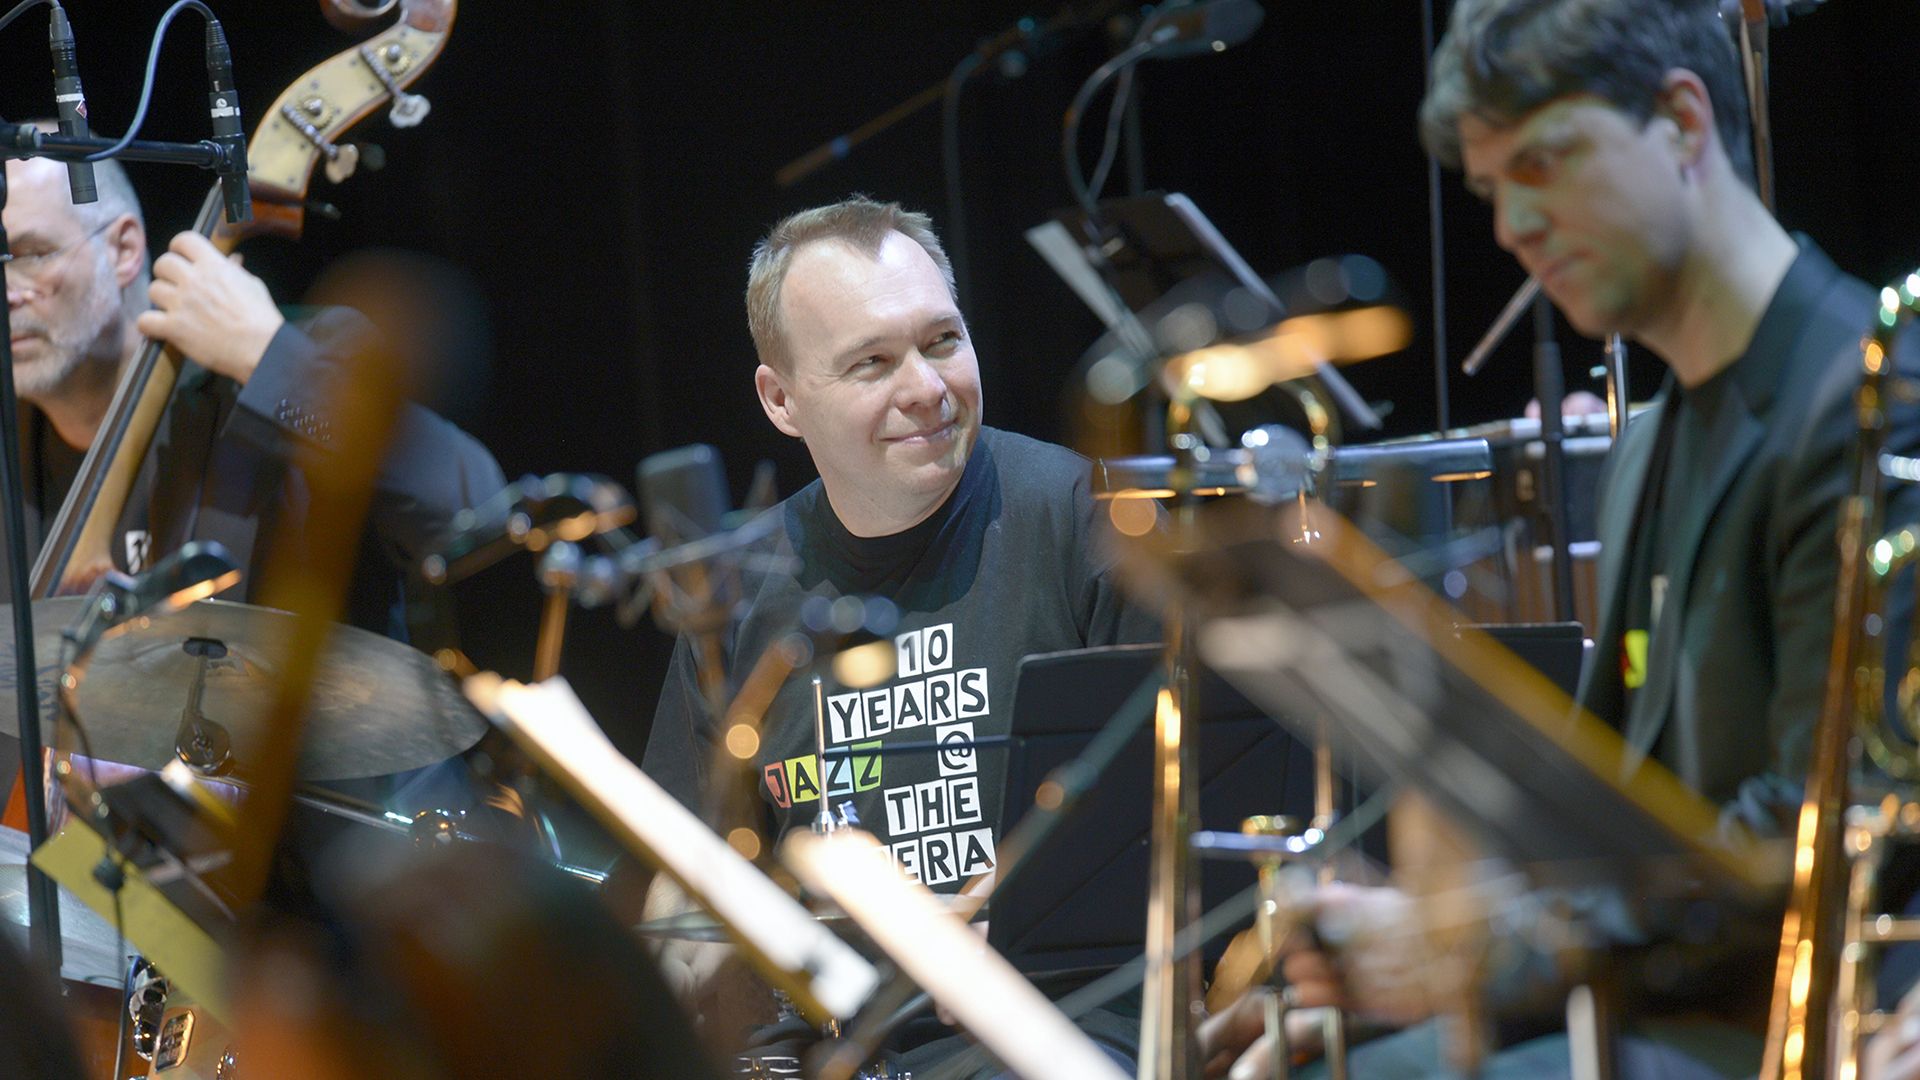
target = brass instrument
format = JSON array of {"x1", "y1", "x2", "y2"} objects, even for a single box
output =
[{"x1": 1760, "y1": 272, "x2": 1920, "y2": 1080}]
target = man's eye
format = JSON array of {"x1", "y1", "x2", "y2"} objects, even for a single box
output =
[
  {"x1": 1509, "y1": 140, "x2": 1574, "y2": 186},
  {"x1": 926, "y1": 332, "x2": 961, "y2": 355}
]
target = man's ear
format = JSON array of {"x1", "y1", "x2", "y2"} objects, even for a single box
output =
[
  {"x1": 105, "y1": 213, "x2": 145, "y2": 292},
  {"x1": 755, "y1": 363, "x2": 803, "y2": 438},
  {"x1": 1657, "y1": 68, "x2": 1717, "y2": 171}
]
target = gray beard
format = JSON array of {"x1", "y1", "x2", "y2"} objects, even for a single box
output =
[{"x1": 13, "y1": 258, "x2": 126, "y2": 403}]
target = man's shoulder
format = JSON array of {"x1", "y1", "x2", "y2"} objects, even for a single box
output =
[{"x1": 979, "y1": 426, "x2": 1093, "y2": 494}]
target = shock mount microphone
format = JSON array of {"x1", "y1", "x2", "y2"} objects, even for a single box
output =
[
  {"x1": 47, "y1": 4, "x2": 95, "y2": 205},
  {"x1": 203, "y1": 18, "x2": 251, "y2": 224}
]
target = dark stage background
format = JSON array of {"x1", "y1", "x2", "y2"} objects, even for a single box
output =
[{"x1": 6, "y1": 0, "x2": 1918, "y2": 766}]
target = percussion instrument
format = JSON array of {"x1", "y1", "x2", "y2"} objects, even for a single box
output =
[{"x1": 1, "y1": 597, "x2": 487, "y2": 781}]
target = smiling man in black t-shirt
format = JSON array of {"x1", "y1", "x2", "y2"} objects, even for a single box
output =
[{"x1": 640, "y1": 196, "x2": 1159, "y2": 1070}]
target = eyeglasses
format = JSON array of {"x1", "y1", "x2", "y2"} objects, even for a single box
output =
[{"x1": 0, "y1": 221, "x2": 113, "y2": 286}]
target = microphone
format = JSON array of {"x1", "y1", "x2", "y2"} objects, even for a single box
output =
[
  {"x1": 421, "y1": 474, "x2": 636, "y2": 584},
  {"x1": 637, "y1": 445, "x2": 739, "y2": 633},
  {"x1": 47, "y1": 4, "x2": 95, "y2": 205},
  {"x1": 1139, "y1": 0, "x2": 1265, "y2": 60},
  {"x1": 202, "y1": 19, "x2": 251, "y2": 224},
  {"x1": 638, "y1": 444, "x2": 730, "y2": 550}
]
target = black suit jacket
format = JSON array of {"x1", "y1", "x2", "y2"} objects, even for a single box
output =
[
  {"x1": 13, "y1": 308, "x2": 505, "y2": 633},
  {"x1": 1579, "y1": 241, "x2": 1896, "y2": 833}
]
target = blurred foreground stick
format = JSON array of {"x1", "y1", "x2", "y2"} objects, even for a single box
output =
[{"x1": 223, "y1": 254, "x2": 430, "y2": 902}]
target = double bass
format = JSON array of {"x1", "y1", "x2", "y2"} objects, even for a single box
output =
[
  {"x1": 13, "y1": 6, "x2": 458, "y2": 1073},
  {"x1": 29, "y1": 0, "x2": 456, "y2": 599}
]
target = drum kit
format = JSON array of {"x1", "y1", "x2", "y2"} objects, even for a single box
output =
[{"x1": 0, "y1": 585, "x2": 501, "y2": 1077}]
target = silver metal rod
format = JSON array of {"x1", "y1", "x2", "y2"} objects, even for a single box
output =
[
  {"x1": 1604, "y1": 334, "x2": 1630, "y2": 439},
  {"x1": 812, "y1": 674, "x2": 836, "y2": 834},
  {"x1": 1461, "y1": 277, "x2": 1542, "y2": 376}
]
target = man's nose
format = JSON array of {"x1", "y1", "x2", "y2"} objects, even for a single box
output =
[
  {"x1": 896, "y1": 351, "x2": 948, "y2": 410},
  {"x1": 1493, "y1": 186, "x2": 1548, "y2": 253}
]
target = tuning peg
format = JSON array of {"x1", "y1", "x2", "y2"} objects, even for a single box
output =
[
  {"x1": 360, "y1": 43, "x2": 432, "y2": 128},
  {"x1": 322, "y1": 143, "x2": 360, "y2": 184},
  {"x1": 389, "y1": 92, "x2": 430, "y2": 128}
]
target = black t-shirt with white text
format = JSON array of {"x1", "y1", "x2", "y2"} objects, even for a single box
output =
[{"x1": 642, "y1": 427, "x2": 1162, "y2": 891}]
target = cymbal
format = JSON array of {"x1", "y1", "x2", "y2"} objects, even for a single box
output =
[
  {"x1": 0, "y1": 598, "x2": 487, "y2": 782},
  {"x1": 0, "y1": 825, "x2": 123, "y2": 986}
]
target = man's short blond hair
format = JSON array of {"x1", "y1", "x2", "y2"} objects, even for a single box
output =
[{"x1": 745, "y1": 195, "x2": 957, "y2": 371}]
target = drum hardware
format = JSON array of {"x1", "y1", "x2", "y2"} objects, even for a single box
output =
[
  {"x1": 533, "y1": 540, "x2": 580, "y2": 682},
  {"x1": 173, "y1": 640, "x2": 234, "y2": 776},
  {"x1": 1759, "y1": 270, "x2": 1920, "y2": 1080},
  {"x1": 420, "y1": 472, "x2": 637, "y2": 682},
  {"x1": 127, "y1": 956, "x2": 171, "y2": 1063},
  {"x1": 420, "y1": 472, "x2": 636, "y2": 589},
  {"x1": 8, "y1": 595, "x2": 491, "y2": 783},
  {"x1": 146, "y1": 1003, "x2": 237, "y2": 1078},
  {"x1": 152, "y1": 1007, "x2": 196, "y2": 1071}
]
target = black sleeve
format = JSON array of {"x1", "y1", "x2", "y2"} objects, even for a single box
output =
[
  {"x1": 642, "y1": 632, "x2": 717, "y2": 814},
  {"x1": 230, "y1": 311, "x2": 508, "y2": 561}
]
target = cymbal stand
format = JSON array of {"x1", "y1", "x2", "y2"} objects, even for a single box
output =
[
  {"x1": 1138, "y1": 386, "x2": 1207, "y2": 1079},
  {"x1": 533, "y1": 541, "x2": 579, "y2": 681}
]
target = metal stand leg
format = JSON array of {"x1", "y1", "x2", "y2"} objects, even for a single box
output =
[
  {"x1": 1566, "y1": 981, "x2": 1617, "y2": 1080},
  {"x1": 1139, "y1": 626, "x2": 1202, "y2": 1079},
  {"x1": 533, "y1": 542, "x2": 578, "y2": 681}
]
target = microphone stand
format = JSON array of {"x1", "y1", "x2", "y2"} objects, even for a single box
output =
[
  {"x1": 0, "y1": 153, "x2": 60, "y2": 979},
  {"x1": 1532, "y1": 296, "x2": 1577, "y2": 624},
  {"x1": 778, "y1": 0, "x2": 1131, "y2": 189},
  {"x1": 0, "y1": 119, "x2": 244, "y2": 980}
]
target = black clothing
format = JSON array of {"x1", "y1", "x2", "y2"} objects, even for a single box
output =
[
  {"x1": 644, "y1": 427, "x2": 1159, "y2": 889},
  {"x1": 1581, "y1": 238, "x2": 1918, "y2": 838},
  {"x1": 0, "y1": 311, "x2": 504, "y2": 801},
  {"x1": 11, "y1": 310, "x2": 504, "y2": 628}
]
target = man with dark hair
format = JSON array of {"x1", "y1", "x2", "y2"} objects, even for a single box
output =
[
  {"x1": 642, "y1": 195, "x2": 1159, "y2": 1072},
  {"x1": 1201, "y1": 0, "x2": 1919, "y2": 1076}
]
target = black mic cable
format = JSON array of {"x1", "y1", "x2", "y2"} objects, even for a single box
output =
[{"x1": 47, "y1": 3, "x2": 95, "y2": 204}]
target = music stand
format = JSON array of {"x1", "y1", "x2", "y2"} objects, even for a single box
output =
[
  {"x1": 463, "y1": 674, "x2": 879, "y2": 1024},
  {"x1": 1027, "y1": 191, "x2": 1383, "y2": 431},
  {"x1": 1154, "y1": 500, "x2": 1779, "y2": 897},
  {"x1": 987, "y1": 644, "x2": 1320, "y2": 977}
]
